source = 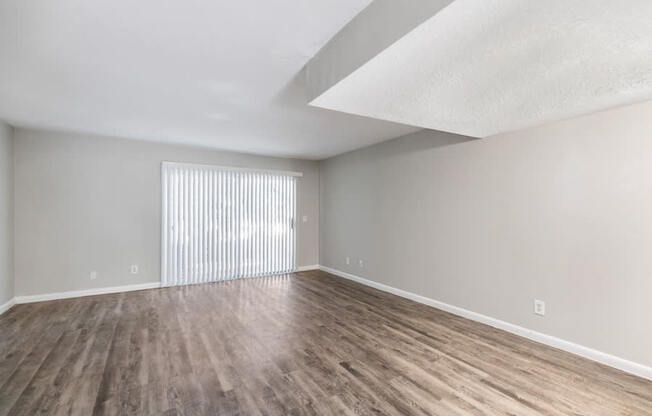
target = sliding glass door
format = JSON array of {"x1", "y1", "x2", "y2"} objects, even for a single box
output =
[{"x1": 161, "y1": 162, "x2": 298, "y2": 286}]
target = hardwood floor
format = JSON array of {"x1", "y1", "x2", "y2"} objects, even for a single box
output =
[{"x1": 0, "y1": 270, "x2": 650, "y2": 415}]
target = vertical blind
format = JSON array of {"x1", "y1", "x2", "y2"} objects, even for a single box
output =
[{"x1": 161, "y1": 162, "x2": 298, "y2": 286}]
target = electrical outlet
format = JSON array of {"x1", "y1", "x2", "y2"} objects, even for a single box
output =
[
  {"x1": 130, "y1": 265, "x2": 139, "y2": 274},
  {"x1": 302, "y1": 215, "x2": 308, "y2": 223},
  {"x1": 345, "y1": 257, "x2": 350, "y2": 265},
  {"x1": 359, "y1": 259, "x2": 364, "y2": 268},
  {"x1": 90, "y1": 271, "x2": 97, "y2": 280},
  {"x1": 534, "y1": 299, "x2": 546, "y2": 316}
]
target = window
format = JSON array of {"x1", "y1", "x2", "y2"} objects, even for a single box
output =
[{"x1": 161, "y1": 162, "x2": 299, "y2": 286}]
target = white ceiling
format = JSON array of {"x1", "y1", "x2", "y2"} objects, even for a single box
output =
[
  {"x1": 0, "y1": 0, "x2": 418, "y2": 160},
  {"x1": 311, "y1": 0, "x2": 652, "y2": 138}
]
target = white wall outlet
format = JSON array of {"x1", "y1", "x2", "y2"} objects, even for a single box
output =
[
  {"x1": 534, "y1": 299, "x2": 546, "y2": 316},
  {"x1": 130, "y1": 265, "x2": 139, "y2": 274},
  {"x1": 302, "y1": 215, "x2": 308, "y2": 223},
  {"x1": 345, "y1": 257, "x2": 350, "y2": 265},
  {"x1": 358, "y1": 259, "x2": 364, "y2": 268},
  {"x1": 90, "y1": 271, "x2": 97, "y2": 280}
]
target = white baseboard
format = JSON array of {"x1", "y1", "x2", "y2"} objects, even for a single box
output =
[
  {"x1": 296, "y1": 265, "x2": 320, "y2": 272},
  {"x1": 14, "y1": 282, "x2": 161, "y2": 304},
  {"x1": 318, "y1": 265, "x2": 652, "y2": 381},
  {"x1": 0, "y1": 297, "x2": 16, "y2": 315},
  {"x1": 11, "y1": 269, "x2": 320, "y2": 305}
]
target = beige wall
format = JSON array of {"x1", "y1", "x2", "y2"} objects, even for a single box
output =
[
  {"x1": 319, "y1": 100, "x2": 652, "y2": 368},
  {"x1": 0, "y1": 122, "x2": 13, "y2": 306},
  {"x1": 14, "y1": 128, "x2": 319, "y2": 296}
]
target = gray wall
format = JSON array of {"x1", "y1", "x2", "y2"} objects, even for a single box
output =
[
  {"x1": 14, "y1": 129, "x2": 319, "y2": 296},
  {"x1": 0, "y1": 122, "x2": 13, "y2": 305},
  {"x1": 319, "y1": 100, "x2": 652, "y2": 367}
]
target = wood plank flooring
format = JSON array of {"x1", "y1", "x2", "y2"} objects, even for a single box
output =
[{"x1": 0, "y1": 270, "x2": 650, "y2": 415}]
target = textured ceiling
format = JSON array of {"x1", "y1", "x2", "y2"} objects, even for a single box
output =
[
  {"x1": 0, "y1": 0, "x2": 417, "y2": 159},
  {"x1": 311, "y1": 0, "x2": 652, "y2": 138}
]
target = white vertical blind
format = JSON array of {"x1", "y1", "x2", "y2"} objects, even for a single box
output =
[{"x1": 161, "y1": 162, "x2": 298, "y2": 286}]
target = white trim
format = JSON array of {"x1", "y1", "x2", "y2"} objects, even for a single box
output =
[
  {"x1": 162, "y1": 161, "x2": 303, "y2": 177},
  {"x1": 296, "y1": 265, "x2": 320, "y2": 272},
  {"x1": 14, "y1": 282, "x2": 161, "y2": 304},
  {"x1": 318, "y1": 265, "x2": 652, "y2": 381},
  {"x1": 0, "y1": 297, "x2": 16, "y2": 315},
  {"x1": 161, "y1": 163, "x2": 168, "y2": 286}
]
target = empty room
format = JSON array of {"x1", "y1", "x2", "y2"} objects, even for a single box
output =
[{"x1": 1, "y1": 1, "x2": 651, "y2": 415}]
